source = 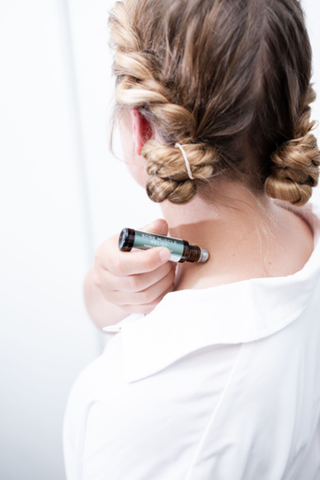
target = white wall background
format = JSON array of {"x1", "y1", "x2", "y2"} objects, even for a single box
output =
[{"x1": 0, "y1": 1, "x2": 319, "y2": 479}]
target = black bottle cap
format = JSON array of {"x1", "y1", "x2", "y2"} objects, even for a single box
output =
[{"x1": 118, "y1": 228, "x2": 135, "y2": 251}]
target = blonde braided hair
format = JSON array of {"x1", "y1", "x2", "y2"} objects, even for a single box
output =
[
  {"x1": 109, "y1": 0, "x2": 320, "y2": 206},
  {"x1": 265, "y1": 88, "x2": 320, "y2": 206},
  {"x1": 109, "y1": 0, "x2": 223, "y2": 204}
]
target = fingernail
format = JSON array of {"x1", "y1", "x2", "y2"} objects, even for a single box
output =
[{"x1": 160, "y1": 249, "x2": 171, "y2": 262}]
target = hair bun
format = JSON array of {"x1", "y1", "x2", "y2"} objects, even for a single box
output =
[
  {"x1": 142, "y1": 140, "x2": 219, "y2": 204},
  {"x1": 264, "y1": 133, "x2": 320, "y2": 206},
  {"x1": 146, "y1": 175, "x2": 196, "y2": 204}
]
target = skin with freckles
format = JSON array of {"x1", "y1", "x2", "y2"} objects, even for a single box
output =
[{"x1": 119, "y1": 108, "x2": 314, "y2": 292}]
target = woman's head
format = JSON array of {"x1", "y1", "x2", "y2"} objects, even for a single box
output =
[{"x1": 109, "y1": 0, "x2": 320, "y2": 206}]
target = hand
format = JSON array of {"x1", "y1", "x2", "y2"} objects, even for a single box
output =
[{"x1": 92, "y1": 219, "x2": 177, "y2": 315}]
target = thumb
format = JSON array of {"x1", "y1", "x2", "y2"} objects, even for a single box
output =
[{"x1": 139, "y1": 218, "x2": 169, "y2": 236}]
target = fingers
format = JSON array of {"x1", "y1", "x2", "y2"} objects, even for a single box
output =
[
  {"x1": 139, "y1": 218, "x2": 168, "y2": 236},
  {"x1": 94, "y1": 259, "x2": 175, "y2": 296},
  {"x1": 97, "y1": 218, "x2": 171, "y2": 276},
  {"x1": 97, "y1": 237, "x2": 172, "y2": 277},
  {"x1": 112, "y1": 260, "x2": 175, "y2": 293},
  {"x1": 119, "y1": 283, "x2": 176, "y2": 315},
  {"x1": 111, "y1": 263, "x2": 176, "y2": 306},
  {"x1": 92, "y1": 219, "x2": 177, "y2": 317}
]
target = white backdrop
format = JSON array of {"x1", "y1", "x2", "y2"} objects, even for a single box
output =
[{"x1": 0, "y1": 1, "x2": 319, "y2": 479}]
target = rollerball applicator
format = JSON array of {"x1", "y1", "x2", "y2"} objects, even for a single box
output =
[{"x1": 118, "y1": 228, "x2": 209, "y2": 263}]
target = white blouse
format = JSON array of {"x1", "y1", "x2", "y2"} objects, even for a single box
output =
[{"x1": 63, "y1": 201, "x2": 320, "y2": 480}]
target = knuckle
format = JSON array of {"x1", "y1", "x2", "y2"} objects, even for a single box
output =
[
  {"x1": 109, "y1": 290, "x2": 121, "y2": 305},
  {"x1": 127, "y1": 275, "x2": 140, "y2": 292},
  {"x1": 139, "y1": 289, "x2": 152, "y2": 304},
  {"x1": 92, "y1": 271, "x2": 101, "y2": 288},
  {"x1": 113, "y1": 257, "x2": 125, "y2": 275}
]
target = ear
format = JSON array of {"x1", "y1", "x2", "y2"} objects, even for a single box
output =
[{"x1": 131, "y1": 108, "x2": 153, "y2": 156}]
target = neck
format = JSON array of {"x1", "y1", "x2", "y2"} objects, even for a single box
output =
[{"x1": 160, "y1": 179, "x2": 280, "y2": 290}]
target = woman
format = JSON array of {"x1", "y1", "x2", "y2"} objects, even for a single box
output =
[{"x1": 63, "y1": 0, "x2": 320, "y2": 478}]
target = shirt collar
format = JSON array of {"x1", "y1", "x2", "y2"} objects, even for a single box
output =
[{"x1": 120, "y1": 201, "x2": 320, "y2": 383}]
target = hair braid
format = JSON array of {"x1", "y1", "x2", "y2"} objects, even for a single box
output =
[
  {"x1": 142, "y1": 140, "x2": 222, "y2": 203},
  {"x1": 265, "y1": 86, "x2": 320, "y2": 206},
  {"x1": 109, "y1": 0, "x2": 320, "y2": 206},
  {"x1": 109, "y1": 0, "x2": 222, "y2": 204}
]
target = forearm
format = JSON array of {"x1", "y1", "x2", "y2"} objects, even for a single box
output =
[{"x1": 83, "y1": 266, "x2": 128, "y2": 330}]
